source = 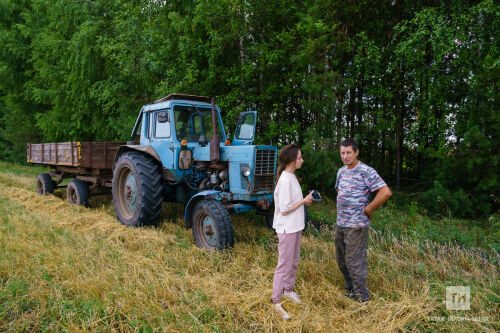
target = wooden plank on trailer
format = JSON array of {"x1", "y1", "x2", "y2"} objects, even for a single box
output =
[
  {"x1": 104, "y1": 142, "x2": 107, "y2": 170},
  {"x1": 27, "y1": 141, "x2": 123, "y2": 169},
  {"x1": 88, "y1": 142, "x2": 92, "y2": 169}
]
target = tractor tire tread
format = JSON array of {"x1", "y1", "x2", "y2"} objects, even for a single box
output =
[
  {"x1": 194, "y1": 199, "x2": 234, "y2": 250},
  {"x1": 113, "y1": 151, "x2": 163, "y2": 227}
]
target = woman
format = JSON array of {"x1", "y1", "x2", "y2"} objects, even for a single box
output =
[{"x1": 271, "y1": 144, "x2": 314, "y2": 320}]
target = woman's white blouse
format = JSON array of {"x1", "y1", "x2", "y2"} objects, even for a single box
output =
[{"x1": 273, "y1": 171, "x2": 305, "y2": 234}]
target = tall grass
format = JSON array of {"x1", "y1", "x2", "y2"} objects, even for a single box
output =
[{"x1": 0, "y1": 161, "x2": 498, "y2": 332}]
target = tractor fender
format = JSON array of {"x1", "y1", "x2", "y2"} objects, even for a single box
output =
[
  {"x1": 113, "y1": 145, "x2": 176, "y2": 181},
  {"x1": 114, "y1": 145, "x2": 162, "y2": 167},
  {"x1": 114, "y1": 145, "x2": 178, "y2": 182},
  {"x1": 184, "y1": 190, "x2": 222, "y2": 228}
]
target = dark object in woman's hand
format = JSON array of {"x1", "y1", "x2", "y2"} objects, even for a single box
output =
[{"x1": 311, "y1": 190, "x2": 322, "y2": 202}]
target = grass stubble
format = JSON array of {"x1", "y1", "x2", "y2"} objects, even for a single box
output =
[{"x1": 0, "y1": 161, "x2": 498, "y2": 332}]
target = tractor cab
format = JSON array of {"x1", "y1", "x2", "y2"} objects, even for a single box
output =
[
  {"x1": 131, "y1": 96, "x2": 227, "y2": 147},
  {"x1": 122, "y1": 94, "x2": 276, "y2": 250}
]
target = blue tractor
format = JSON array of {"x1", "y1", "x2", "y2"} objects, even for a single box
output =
[{"x1": 112, "y1": 94, "x2": 277, "y2": 250}]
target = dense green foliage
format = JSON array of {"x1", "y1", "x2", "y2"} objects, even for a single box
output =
[{"x1": 0, "y1": 0, "x2": 498, "y2": 217}]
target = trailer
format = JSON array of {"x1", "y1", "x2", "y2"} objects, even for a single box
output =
[{"x1": 27, "y1": 141, "x2": 124, "y2": 206}]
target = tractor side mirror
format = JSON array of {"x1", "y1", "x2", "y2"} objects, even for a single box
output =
[{"x1": 157, "y1": 111, "x2": 169, "y2": 123}]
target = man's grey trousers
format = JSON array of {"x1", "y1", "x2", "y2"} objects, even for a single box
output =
[{"x1": 335, "y1": 226, "x2": 370, "y2": 302}]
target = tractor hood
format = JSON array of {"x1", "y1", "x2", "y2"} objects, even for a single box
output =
[
  {"x1": 192, "y1": 144, "x2": 274, "y2": 163},
  {"x1": 193, "y1": 144, "x2": 277, "y2": 195}
]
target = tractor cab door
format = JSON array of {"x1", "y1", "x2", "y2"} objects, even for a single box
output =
[
  {"x1": 149, "y1": 109, "x2": 175, "y2": 168},
  {"x1": 232, "y1": 111, "x2": 257, "y2": 145}
]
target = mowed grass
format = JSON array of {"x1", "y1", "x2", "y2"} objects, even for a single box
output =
[{"x1": 0, "y1": 161, "x2": 498, "y2": 332}]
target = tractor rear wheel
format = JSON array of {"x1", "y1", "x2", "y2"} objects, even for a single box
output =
[
  {"x1": 36, "y1": 173, "x2": 54, "y2": 195},
  {"x1": 112, "y1": 151, "x2": 163, "y2": 227},
  {"x1": 192, "y1": 199, "x2": 234, "y2": 250},
  {"x1": 66, "y1": 179, "x2": 89, "y2": 207}
]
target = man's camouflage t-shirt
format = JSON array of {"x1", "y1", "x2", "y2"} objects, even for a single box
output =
[{"x1": 335, "y1": 161, "x2": 386, "y2": 228}]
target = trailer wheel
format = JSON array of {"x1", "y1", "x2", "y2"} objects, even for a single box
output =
[
  {"x1": 112, "y1": 151, "x2": 163, "y2": 227},
  {"x1": 36, "y1": 173, "x2": 54, "y2": 195},
  {"x1": 192, "y1": 199, "x2": 234, "y2": 250},
  {"x1": 66, "y1": 179, "x2": 89, "y2": 207}
]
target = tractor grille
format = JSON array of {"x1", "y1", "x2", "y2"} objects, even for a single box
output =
[{"x1": 253, "y1": 148, "x2": 276, "y2": 191}]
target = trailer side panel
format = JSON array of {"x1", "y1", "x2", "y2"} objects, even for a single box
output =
[
  {"x1": 79, "y1": 142, "x2": 123, "y2": 169},
  {"x1": 27, "y1": 142, "x2": 123, "y2": 169}
]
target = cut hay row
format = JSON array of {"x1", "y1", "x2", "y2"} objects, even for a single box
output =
[{"x1": 0, "y1": 166, "x2": 498, "y2": 332}]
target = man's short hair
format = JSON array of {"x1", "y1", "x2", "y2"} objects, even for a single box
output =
[{"x1": 340, "y1": 139, "x2": 358, "y2": 152}]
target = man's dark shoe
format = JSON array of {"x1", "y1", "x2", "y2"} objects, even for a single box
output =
[
  {"x1": 354, "y1": 296, "x2": 370, "y2": 303},
  {"x1": 344, "y1": 289, "x2": 355, "y2": 299}
]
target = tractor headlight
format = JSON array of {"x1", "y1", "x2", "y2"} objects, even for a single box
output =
[{"x1": 241, "y1": 165, "x2": 251, "y2": 177}]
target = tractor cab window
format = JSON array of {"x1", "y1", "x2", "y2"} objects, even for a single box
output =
[
  {"x1": 133, "y1": 117, "x2": 142, "y2": 140},
  {"x1": 148, "y1": 112, "x2": 153, "y2": 139},
  {"x1": 154, "y1": 110, "x2": 171, "y2": 138},
  {"x1": 174, "y1": 105, "x2": 222, "y2": 141},
  {"x1": 235, "y1": 112, "x2": 256, "y2": 140}
]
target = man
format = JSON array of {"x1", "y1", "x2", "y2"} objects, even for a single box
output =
[{"x1": 335, "y1": 139, "x2": 392, "y2": 302}]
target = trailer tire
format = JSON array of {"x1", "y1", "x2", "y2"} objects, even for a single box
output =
[
  {"x1": 192, "y1": 199, "x2": 234, "y2": 250},
  {"x1": 36, "y1": 173, "x2": 54, "y2": 195},
  {"x1": 66, "y1": 179, "x2": 89, "y2": 207},
  {"x1": 112, "y1": 151, "x2": 163, "y2": 227}
]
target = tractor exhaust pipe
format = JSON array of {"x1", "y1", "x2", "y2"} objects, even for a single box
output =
[{"x1": 210, "y1": 96, "x2": 220, "y2": 162}]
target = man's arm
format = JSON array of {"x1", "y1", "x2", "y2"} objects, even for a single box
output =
[{"x1": 364, "y1": 185, "x2": 392, "y2": 219}]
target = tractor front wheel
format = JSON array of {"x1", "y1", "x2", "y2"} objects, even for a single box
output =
[{"x1": 192, "y1": 199, "x2": 234, "y2": 250}]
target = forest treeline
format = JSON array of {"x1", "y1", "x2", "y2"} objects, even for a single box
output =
[{"x1": 0, "y1": 0, "x2": 498, "y2": 218}]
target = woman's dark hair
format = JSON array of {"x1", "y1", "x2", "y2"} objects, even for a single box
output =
[{"x1": 275, "y1": 143, "x2": 300, "y2": 183}]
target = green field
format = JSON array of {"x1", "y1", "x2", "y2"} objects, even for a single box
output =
[{"x1": 0, "y1": 161, "x2": 498, "y2": 332}]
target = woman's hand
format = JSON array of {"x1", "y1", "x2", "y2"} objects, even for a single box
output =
[{"x1": 303, "y1": 191, "x2": 314, "y2": 206}]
